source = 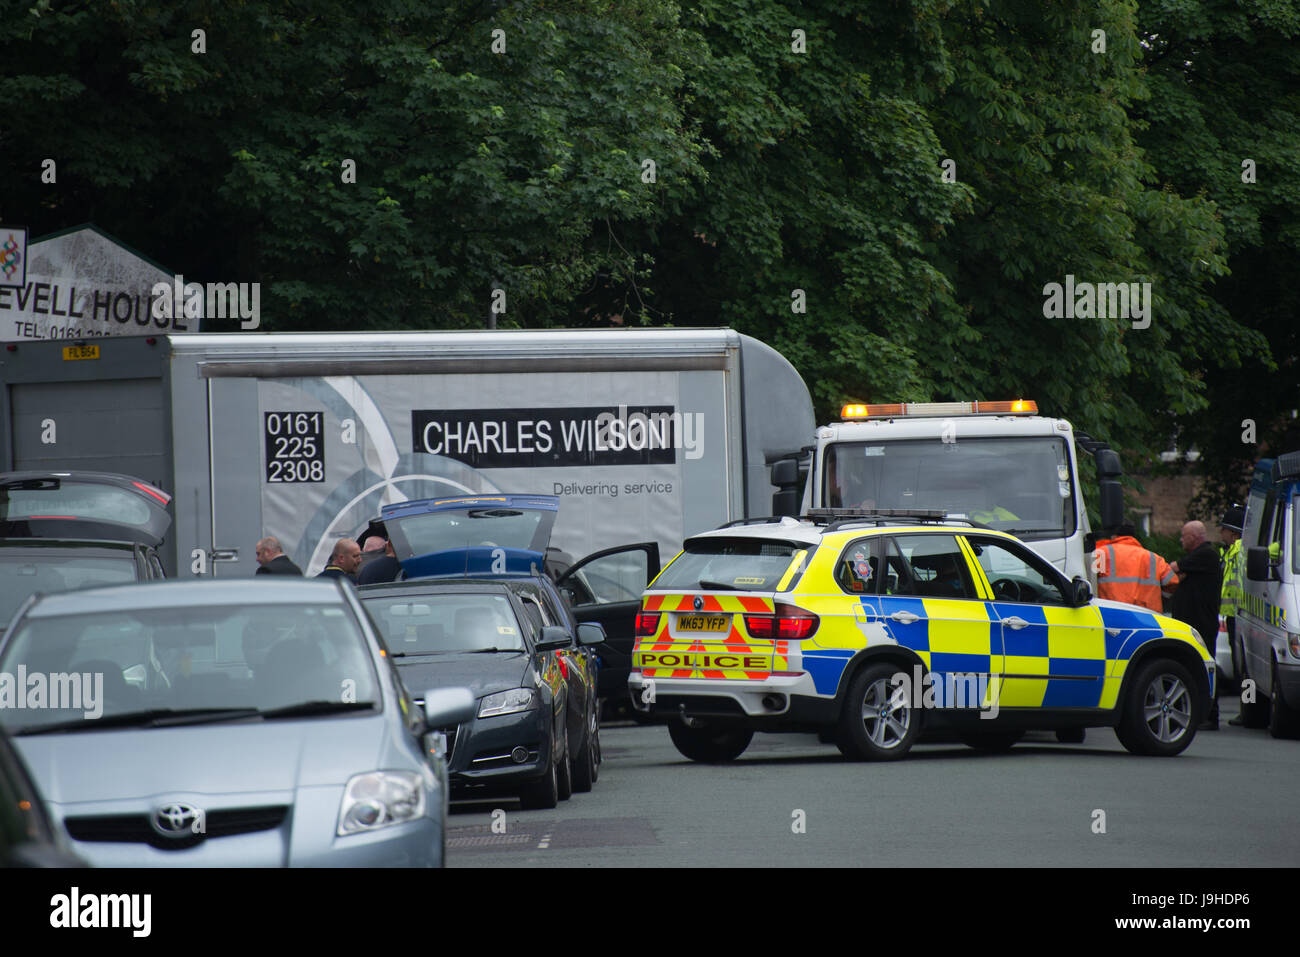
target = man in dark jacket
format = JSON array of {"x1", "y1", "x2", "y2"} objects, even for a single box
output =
[
  {"x1": 316, "y1": 537, "x2": 362, "y2": 581},
  {"x1": 1170, "y1": 520, "x2": 1222, "y2": 730},
  {"x1": 254, "y1": 536, "x2": 303, "y2": 576},
  {"x1": 357, "y1": 537, "x2": 402, "y2": 585}
]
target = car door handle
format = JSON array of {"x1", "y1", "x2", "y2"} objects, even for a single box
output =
[
  {"x1": 889, "y1": 610, "x2": 920, "y2": 624},
  {"x1": 1003, "y1": 617, "x2": 1030, "y2": 630}
]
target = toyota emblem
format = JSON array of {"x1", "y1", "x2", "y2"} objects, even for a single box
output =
[
  {"x1": 693, "y1": 595, "x2": 703, "y2": 611},
  {"x1": 152, "y1": 803, "x2": 203, "y2": 837}
]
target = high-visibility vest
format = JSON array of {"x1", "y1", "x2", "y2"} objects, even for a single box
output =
[
  {"x1": 1095, "y1": 536, "x2": 1176, "y2": 612},
  {"x1": 1220, "y1": 538, "x2": 1243, "y2": 618}
]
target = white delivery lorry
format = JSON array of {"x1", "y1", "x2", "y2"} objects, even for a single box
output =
[
  {"x1": 1235, "y1": 450, "x2": 1300, "y2": 737},
  {"x1": 769, "y1": 400, "x2": 1124, "y2": 583},
  {"x1": 0, "y1": 329, "x2": 814, "y2": 578}
]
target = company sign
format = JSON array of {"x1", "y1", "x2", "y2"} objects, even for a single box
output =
[{"x1": 0, "y1": 225, "x2": 197, "y2": 342}]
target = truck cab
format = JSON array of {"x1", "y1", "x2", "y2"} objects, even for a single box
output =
[{"x1": 772, "y1": 401, "x2": 1123, "y2": 583}]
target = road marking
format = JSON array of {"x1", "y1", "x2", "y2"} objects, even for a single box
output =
[{"x1": 537, "y1": 832, "x2": 552, "y2": 849}]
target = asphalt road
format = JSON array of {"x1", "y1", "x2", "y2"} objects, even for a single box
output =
[{"x1": 446, "y1": 696, "x2": 1300, "y2": 867}]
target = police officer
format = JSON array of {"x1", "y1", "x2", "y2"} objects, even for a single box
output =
[{"x1": 1218, "y1": 506, "x2": 1247, "y2": 724}]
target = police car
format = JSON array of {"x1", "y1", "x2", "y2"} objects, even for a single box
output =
[{"x1": 629, "y1": 510, "x2": 1216, "y2": 761}]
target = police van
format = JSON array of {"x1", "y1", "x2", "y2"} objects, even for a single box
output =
[{"x1": 1236, "y1": 450, "x2": 1300, "y2": 737}]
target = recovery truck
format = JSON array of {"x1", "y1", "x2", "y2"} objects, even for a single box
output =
[{"x1": 769, "y1": 400, "x2": 1124, "y2": 583}]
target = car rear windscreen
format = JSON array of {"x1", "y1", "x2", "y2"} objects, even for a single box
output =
[
  {"x1": 0, "y1": 554, "x2": 138, "y2": 624},
  {"x1": 652, "y1": 538, "x2": 806, "y2": 592}
]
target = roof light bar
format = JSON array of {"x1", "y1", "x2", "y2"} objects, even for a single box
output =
[{"x1": 840, "y1": 400, "x2": 1037, "y2": 420}]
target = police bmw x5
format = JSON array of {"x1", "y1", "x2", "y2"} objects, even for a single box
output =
[{"x1": 629, "y1": 510, "x2": 1216, "y2": 761}]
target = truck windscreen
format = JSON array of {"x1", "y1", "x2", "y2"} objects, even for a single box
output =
[{"x1": 823, "y1": 437, "x2": 1076, "y2": 539}]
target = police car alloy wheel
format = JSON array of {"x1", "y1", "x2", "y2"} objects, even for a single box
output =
[
  {"x1": 1115, "y1": 658, "x2": 1200, "y2": 756},
  {"x1": 838, "y1": 662, "x2": 921, "y2": 761}
]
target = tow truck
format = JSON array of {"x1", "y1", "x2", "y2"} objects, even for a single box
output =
[{"x1": 770, "y1": 400, "x2": 1123, "y2": 583}]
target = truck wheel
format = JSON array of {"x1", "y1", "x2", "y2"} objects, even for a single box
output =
[
  {"x1": 518, "y1": 752, "x2": 559, "y2": 810},
  {"x1": 1115, "y1": 658, "x2": 1200, "y2": 756},
  {"x1": 959, "y1": 731, "x2": 1023, "y2": 751},
  {"x1": 556, "y1": 724, "x2": 573, "y2": 801},
  {"x1": 838, "y1": 663, "x2": 920, "y2": 761},
  {"x1": 1238, "y1": 661, "x2": 1271, "y2": 728},
  {"x1": 667, "y1": 718, "x2": 753, "y2": 763},
  {"x1": 1267, "y1": 662, "x2": 1300, "y2": 739}
]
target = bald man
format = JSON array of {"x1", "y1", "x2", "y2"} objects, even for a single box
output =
[
  {"x1": 255, "y1": 536, "x2": 303, "y2": 576},
  {"x1": 316, "y1": 537, "x2": 362, "y2": 581},
  {"x1": 1170, "y1": 520, "x2": 1222, "y2": 729}
]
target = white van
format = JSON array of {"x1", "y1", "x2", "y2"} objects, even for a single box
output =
[{"x1": 1236, "y1": 450, "x2": 1300, "y2": 737}]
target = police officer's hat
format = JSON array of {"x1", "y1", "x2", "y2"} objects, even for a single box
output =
[{"x1": 1219, "y1": 505, "x2": 1244, "y2": 533}]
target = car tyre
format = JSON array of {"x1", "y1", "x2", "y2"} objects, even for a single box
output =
[
  {"x1": 959, "y1": 730, "x2": 1024, "y2": 751},
  {"x1": 1267, "y1": 662, "x2": 1300, "y2": 739},
  {"x1": 667, "y1": 717, "x2": 753, "y2": 763},
  {"x1": 1055, "y1": 728, "x2": 1086, "y2": 744},
  {"x1": 572, "y1": 707, "x2": 598, "y2": 792},
  {"x1": 1115, "y1": 658, "x2": 1200, "y2": 756},
  {"x1": 556, "y1": 723, "x2": 573, "y2": 801},
  {"x1": 837, "y1": 663, "x2": 921, "y2": 761},
  {"x1": 518, "y1": 749, "x2": 559, "y2": 810}
]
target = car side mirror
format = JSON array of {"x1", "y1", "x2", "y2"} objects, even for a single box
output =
[
  {"x1": 534, "y1": 625, "x2": 570, "y2": 652},
  {"x1": 576, "y1": 622, "x2": 606, "y2": 646},
  {"x1": 1070, "y1": 577, "x2": 1092, "y2": 606},
  {"x1": 422, "y1": 686, "x2": 476, "y2": 728},
  {"x1": 1245, "y1": 546, "x2": 1274, "y2": 583}
]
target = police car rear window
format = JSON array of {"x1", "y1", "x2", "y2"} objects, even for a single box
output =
[{"x1": 653, "y1": 538, "x2": 803, "y2": 592}]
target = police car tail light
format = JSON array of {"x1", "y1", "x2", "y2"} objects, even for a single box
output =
[
  {"x1": 744, "y1": 603, "x2": 818, "y2": 640},
  {"x1": 635, "y1": 612, "x2": 661, "y2": 636}
]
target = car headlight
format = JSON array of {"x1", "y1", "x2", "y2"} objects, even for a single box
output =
[
  {"x1": 478, "y1": 688, "x2": 536, "y2": 718},
  {"x1": 337, "y1": 771, "x2": 426, "y2": 836}
]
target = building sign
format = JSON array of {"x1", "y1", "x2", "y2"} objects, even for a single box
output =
[{"x1": 0, "y1": 224, "x2": 197, "y2": 342}]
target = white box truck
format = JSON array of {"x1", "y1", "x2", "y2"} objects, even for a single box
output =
[{"x1": 0, "y1": 329, "x2": 815, "y2": 579}]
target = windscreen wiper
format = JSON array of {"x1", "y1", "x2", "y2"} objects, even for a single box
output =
[
  {"x1": 257, "y1": 700, "x2": 378, "y2": 719},
  {"x1": 697, "y1": 579, "x2": 744, "y2": 591},
  {"x1": 13, "y1": 707, "x2": 257, "y2": 735}
]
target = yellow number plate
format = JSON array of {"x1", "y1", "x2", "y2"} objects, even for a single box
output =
[
  {"x1": 676, "y1": 615, "x2": 729, "y2": 632},
  {"x1": 61, "y1": 344, "x2": 99, "y2": 361}
]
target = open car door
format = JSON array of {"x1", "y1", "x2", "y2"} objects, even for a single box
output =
[{"x1": 555, "y1": 542, "x2": 660, "y2": 701}]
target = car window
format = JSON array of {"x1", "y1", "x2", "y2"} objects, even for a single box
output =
[
  {"x1": 0, "y1": 603, "x2": 379, "y2": 733},
  {"x1": 835, "y1": 538, "x2": 881, "y2": 594},
  {"x1": 563, "y1": 551, "x2": 650, "y2": 605},
  {"x1": 362, "y1": 593, "x2": 526, "y2": 654},
  {"x1": 653, "y1": 537, "x2": 805, "y2": 592},
  {"x1": 885, "y1": 535, "x2": 979, "y2": 600},
  {"x1": 965, "y1": 536, "x2": 1069, "y2": 605},
  {"x1": 0, "y1": 553, "x2": 138, "y2": 624}
]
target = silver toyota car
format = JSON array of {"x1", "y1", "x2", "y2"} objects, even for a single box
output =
[{"x1": 0, "y1": 578, "x2": 473, "y2": 866}]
